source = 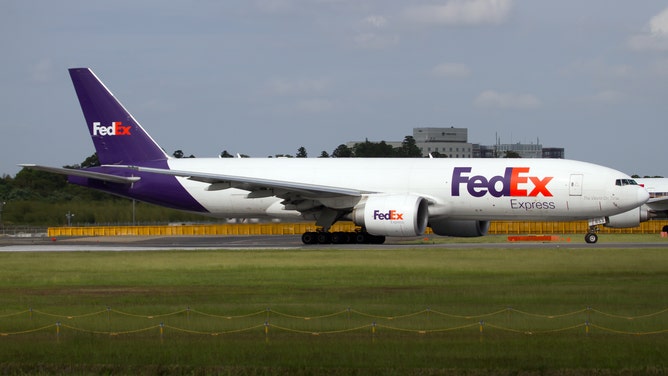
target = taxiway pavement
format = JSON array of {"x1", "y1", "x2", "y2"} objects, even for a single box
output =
[{"x1": 1, "y1": 234, "x2": 665, "y2": 251}]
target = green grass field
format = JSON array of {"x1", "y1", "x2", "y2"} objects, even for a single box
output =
[{"x1": 0, "y1": 240, "x2": 667, "y2": 375}]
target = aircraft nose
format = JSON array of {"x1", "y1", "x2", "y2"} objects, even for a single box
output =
[{"x1": 637, "y1": 186, "x2": 650, "y2": 206}]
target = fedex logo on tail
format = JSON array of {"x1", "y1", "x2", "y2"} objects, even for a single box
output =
[
  {"x1": 452, "y1": 167, "x2": 553, "y2": 197},
  {"x1": 92, "y1": 121, "x2": 131, "y2": 136}
]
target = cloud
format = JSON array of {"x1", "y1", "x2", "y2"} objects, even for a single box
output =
[
  {"x1": 255, "y1": 0, "x2": 293, "y2": 13},
  {"x1": 354, "y1": 14, "x2": 398, "y2": 49},
  {"x1": 474, "y1": 90, "x2": 541, "y2": 109},
  {"x1": 353, "y1": 32, "x2": 399, "y2": 49},
  {"x1": 431, "y1": 63, "x2": 471, "y2": 78},
  {"x1": 264, "y1": 77, "x2": 334, "y2": 112},
  {"x1": 649, "y1": 7, "x2": 668, "y2": 35},
  {"x1": 404, "y1": 0, "x2": 512, "y2": 26},
  {"x1": 266, "y1": 77, "x2": 331, "y2": 96},
  {"x1": 364, "y1": 15, "x2": 387, "y2": 29},
  {"x1": 562, "y1": 60, "x2": 633, "y2": 79},
  {"x1": 586, "y1": 90, "x2": 625, "y2": 104},
  {"x1": 628, "y1": 35, "x2": 668, "y2": 51},
  {"x1": 628, "y1": 7, "x2": 668, "y2": 51}
]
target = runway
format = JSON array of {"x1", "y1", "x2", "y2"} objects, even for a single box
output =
[{"x1": 1, "y1": 234, "x2": 666, "y2": 251}]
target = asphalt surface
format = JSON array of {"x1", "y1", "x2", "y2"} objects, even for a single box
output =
[{"x1": 1, "y1": 234, "x2": 666, "y2": 251}]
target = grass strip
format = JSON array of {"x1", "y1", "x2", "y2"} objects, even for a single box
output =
[{"x1": 0, "y1": 244, "x2": 666, "y2": 374}]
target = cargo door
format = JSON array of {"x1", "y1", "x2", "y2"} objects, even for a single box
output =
[{"x1": 569, "y1": 174, "x2": 583, "y2": 196}]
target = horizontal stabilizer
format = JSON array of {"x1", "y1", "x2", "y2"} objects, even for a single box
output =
[{"x1": 19, "y1": 164, "x2": 140, "y2": 184}]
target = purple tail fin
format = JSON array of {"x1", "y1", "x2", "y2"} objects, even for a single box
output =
[{"x1": 69, "y1": 68, "x2": 168, "y2": 165}]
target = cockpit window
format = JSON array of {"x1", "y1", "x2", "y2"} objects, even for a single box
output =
[{"x1": 615, "y1": 179, "x2": 638, "y2": 186}]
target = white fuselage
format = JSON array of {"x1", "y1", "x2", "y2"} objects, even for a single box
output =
[{"x1": 166, "y1": 157, "x2": 648, "y2": 222}]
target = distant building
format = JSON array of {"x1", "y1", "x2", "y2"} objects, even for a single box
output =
[
  {"x1": 542, "y1": 147, "x2": 565, "y2": 159},
  {"x1": 347, "y1": 127, "x2": 564, "y2": 159},
  {"x1": 413, "y1": 127, "x2": 473, "y2": 158},
  {"x1": 496, "y1": 142, "x2": 543, "y2": 159},
  {"x1": 474, "y1": 144, "x2": 497, "y2": 158}
]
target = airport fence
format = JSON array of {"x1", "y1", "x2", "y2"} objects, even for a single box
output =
[
  {"x1": 1, "y1": 306, "x2": 667, "y2": 338},
  {"x1": 45, "y1": 220, "x2": 668, "y2": 237},
  {"x1": 0, "y1": 226, "x2": 48, "y2": 237}
]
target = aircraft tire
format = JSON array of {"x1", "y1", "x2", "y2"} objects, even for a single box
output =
[
  {"x1": 584, "y1": 233, "x2": 598, "y2": 244},
  {"x1": 301, "y1": 232, "x2": 318, "y2": 245},
  {"x1": 369, "y1": 235, "x2": 386, "y2": 244},
  {"x1": 316, "y1": 232, "x2": 331, "y2": 244},
  {"x1": 331, "y1": 232, "x2": 350, "y2": 244},
  {"x1": 354, "y1": 232, "x2": 367, "y2": 244}
]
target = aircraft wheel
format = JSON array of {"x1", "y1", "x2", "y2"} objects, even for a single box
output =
[
  {"x1": 331, "y1": 232, "x2": 350, "y2": 244},
  {"x1": 316, "y1": 232, "x2": 331, "y2": 244},
  {"x1": 301, "y1": 232, "x2": 317, "y2": 245},
  {"x1": 369, "y1": 235, "x2": 386, "y2": 244},
  {"x1": 354, "y1": 232, "x2": 367, "y2": 244},
  {"x1": 584, "y1": 233, "x2": 598, "y2": 244}
]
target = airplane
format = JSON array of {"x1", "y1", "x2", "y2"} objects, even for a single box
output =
[{"x1": 20, "y1": 68, "x2": 650, "y2": 244}]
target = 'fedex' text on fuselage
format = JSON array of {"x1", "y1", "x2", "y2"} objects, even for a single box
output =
[{"x1": 452, "y1": 167, "x2": 554, "y2": 197}]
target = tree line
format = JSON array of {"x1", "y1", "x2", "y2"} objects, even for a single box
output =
[{"x1": 176, "y1": 135, "x2": 425, "y2": 159}]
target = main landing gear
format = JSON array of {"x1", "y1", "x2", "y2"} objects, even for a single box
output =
[
  {"x1": 301, "y1": 231, "x2": 386, "y2": 245},
  {"x1": 303, "y1": 208, "x2": 386, "y2": 245},
  {"x1": 585, "y1": 225, "x2": 599, "y2": 244}
]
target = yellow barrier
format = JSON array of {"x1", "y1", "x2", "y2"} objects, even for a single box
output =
[
  {"x1": 48, "y1": 220, "x2": 668, "y2": 237},
  {"x1": 489, "y1": 220, "x2": 668, "y2": 235}
]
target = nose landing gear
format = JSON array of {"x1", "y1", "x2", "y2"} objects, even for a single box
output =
[{"x1": 585, "y1": 225, "x2": 599, "y2": 244}]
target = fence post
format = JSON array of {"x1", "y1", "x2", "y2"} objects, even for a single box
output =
[{"x1": 506, "y1": 306, "x2": 512, "y2": 327}]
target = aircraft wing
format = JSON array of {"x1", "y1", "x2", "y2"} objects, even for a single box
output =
[
  {"x1": 646, "y1": 197, "x2": 668, "y2": 212},
  {"x1": 19, "y1": 164, "x2": 141, "y2": 184},
  {"x1": 636, "y1": 178, "x2": 668, "y2": 213},
  {"x1": 106, "y1": 164, "x2": 372, "y2": 198}
]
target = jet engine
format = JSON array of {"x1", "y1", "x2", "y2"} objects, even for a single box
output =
[
  {"x1": 429, "y1": 219, "x2": 490, "y2": 237},
  {"x1": 604, "y1": 207, "x2": 650, "y2": 228},
  {"x1": 352, "y1": 194, "x2": 429, "y2": 236}
]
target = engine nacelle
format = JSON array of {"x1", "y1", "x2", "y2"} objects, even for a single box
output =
[
  {"x1": 604, "y1": 207, "x2": 650, "y2": 228},
  {"x1": 352, "y1": 194, "x2": 429, "y2": 236},
  {"x1": 429, "y1": 219, "x2": 490, "y2": 237}
]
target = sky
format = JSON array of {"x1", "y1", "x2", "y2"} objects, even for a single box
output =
[{"x1": 2, "y1": 0, "x2": 668, "y2": 177}]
